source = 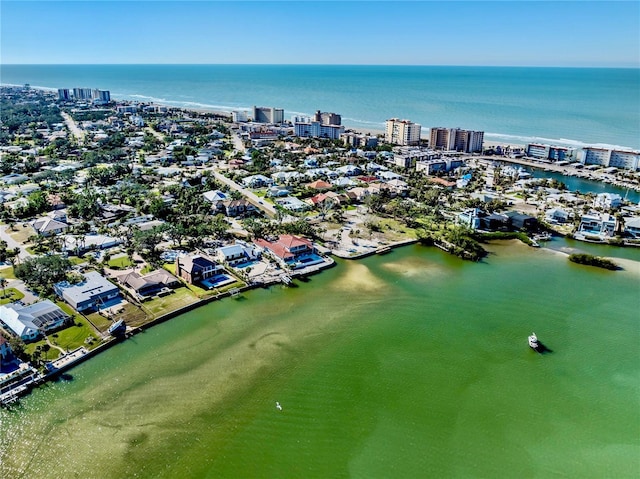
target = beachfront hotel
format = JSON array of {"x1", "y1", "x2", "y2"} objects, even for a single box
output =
[
  {"x1": 293, "y1": 110, "x2": 345, "y2": 140},
  {"x1": 385, "y1": 118, "x2": 422, "y2": 146},
  {"x1": 581, "y1": 147, "x2": 640, "y2": 171},
  {"x1": 429, "y1": 127, "x2": 484, "y2": 153},
  {"x1": 252, "y1": 106, "x2": 284, "y2": 124}
]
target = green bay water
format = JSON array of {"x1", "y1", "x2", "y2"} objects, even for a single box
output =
[{"x1": 1, "y1": 243, "x2": 639, "y2": 478}]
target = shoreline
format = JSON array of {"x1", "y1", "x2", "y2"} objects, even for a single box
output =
[{"x1": 4, "y1": 82, "x2": 639, "y2": 153}]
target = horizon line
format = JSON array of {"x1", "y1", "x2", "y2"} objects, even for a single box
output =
[{"x1": 2, "y1": 63, "x2": 639, "y2": 69}]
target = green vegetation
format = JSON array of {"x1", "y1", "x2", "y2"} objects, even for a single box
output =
[
  {"x1": 568, "y1": 253, "x2": 618, "y2": 270},
  {"x1": 475, "y1": 231, "x2": 535, "y2": 246},
  {"x1": 0, "y1": 287, "x2": 24, "y2": 305},
  {"x1": 14, "y1": 254, "x2": 73, "y2": 295},
  {"x1": 107, "y1": 255, "x2": 134, "y2": 269}
]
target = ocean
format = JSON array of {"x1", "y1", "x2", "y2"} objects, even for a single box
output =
[
  {"x1": 1, "y1": 242, "x2": 639, "y2": 478},
  {"x1": 1, "y1": 64, "x2": 639, "y2": 150}
]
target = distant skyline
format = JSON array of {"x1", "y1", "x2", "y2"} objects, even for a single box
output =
[{"x1": 1, "y1": 1, "x2": 639, "y2": 67}]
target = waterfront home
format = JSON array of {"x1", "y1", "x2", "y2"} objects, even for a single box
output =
[
  {"x1": 545, "y1": 207, "x2": 571, "y2": 224},
  {"x1": 505, "y1": 211, "x2": 538, "y2": 231},
  {"x1": 623, "y1": 217, "x2": 640, "y2": 238},
  {"x1": 458, "y1": 208, "x2": 483, "y2": 230},
  {"x1": 216, "y1": 241, "x2": 261, "y2": 266},
  {"x1": 593, "y1": 193, "x2": 623, "y2": 210},
  {"x1": 0, "y1": 336, "x2": 13, "y2": 368},
  {"x1": 0, "y1": 300, "x2": 70, "y2": 341},
  {"x1": 254, "y1": 234, "x2": 320, "y2": 270},
  {"x1": 115, "y1": 269, "x2": 180, "y2": 299},
  {"x1": 54, "y1": 271, "x2": 121, "y2": 313},
  {"x1": 577, "y1": 211, "x2": 617, "y2": 239},
  {"x1": 176, "y1": 254, "x2": 223, "y2": 285}
]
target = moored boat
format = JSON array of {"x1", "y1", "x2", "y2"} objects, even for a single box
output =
[
  {"x1": 528, "y1": 332, "x2": 539, "y2": 350},
  {"x1": 108, "y1": 319, "x2": 126, "y2": 336}
]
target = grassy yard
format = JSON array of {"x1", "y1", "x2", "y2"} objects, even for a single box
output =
[
  {"x1": 0, "y1": 287, "x2": 25, "y2": 305},
  {"x1": 7, "y1": 224, "x2": 34, "y2": 244},
  {"x1": 67, "y1": 256, "x2": 88, "y2": 265},
  {"x1": 48, "y1": 316, "x2": 99, "y2": 353},
  {"x1": 0, "y1": 266, "x2": 16, "y2": 280},
  {"x1": 106, "y1": 256, "x2": 134, "y2": 269},
  {"x1": 377, "y1": 218, "x2": 419, "y2": 240},
  {"x1": 141, "y1": 287, "x2": 200, "y2": 318}
]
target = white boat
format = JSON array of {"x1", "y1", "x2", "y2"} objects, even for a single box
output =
[
  {"x1": 528, "y1": 332, "x2": 539, "y2": 349},
  {"x1": 275, "y1": 401, "x2": 282, "y2": 411},
  {"x1": 108, "y1": 319, "x2": 126, "y2": 336}
]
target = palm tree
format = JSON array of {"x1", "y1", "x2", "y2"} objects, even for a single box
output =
[{"x1": 0, "y1": 276, "x2": 6, "y2": 299}]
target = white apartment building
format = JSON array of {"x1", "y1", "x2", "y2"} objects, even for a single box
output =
[
  {"x1": 525, "y1": 143, "x2": 577, "y2": 162},
  {"x1": 232, "y1": 110, "x2": 248, "y2": 122},
  {"x1": 581, "y1": 147, "x2": 640, "y2": 171},
  {"x1": 385, "y1": 119, "x2": 421, "y2": 146}
]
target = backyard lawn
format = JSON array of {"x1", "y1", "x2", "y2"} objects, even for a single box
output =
[
  {"x1": 141, "y1": 287, "x2": 200, "y2": 318},
  {"x1": 106, "y1": 255, "x2": 134, "y2": 269}
]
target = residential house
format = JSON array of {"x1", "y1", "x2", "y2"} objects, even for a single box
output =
[
  {"x1": 203, "y1": 190, "x2": 228, "y2": 212},
  {"x1": 266, "y1": 186, "x2": 290, "y2": 198},
  {"x1": 176, "y1": 254, "x2": 222, "y2": 285},
  {"x1": 623, "y1": 217, "x2": 640, "y2": 238},
  {"x1": 545, "y1": 208, "x2": 571, "y2": 224},
  {"x1": 335, "y1": 165, "x2": 362, "y2": 177},
  {"x1": 593, "y1": 193, "x2": 623, "y2": 210},
  {"x1": 577, "y1": 212, "x2": 617, "y2": 238},
  {"x1": 0, "y1": 335, "x2": 13, "y2": 366},
  {"x1": 254, "y1": 234, "x2": 317, "y2": 269},
  {"x1": 31, "y1": 216, "x2": 69, "y2": 237},
  {"x1": 115, "y1": 269, "x2": 180, "y2": 299},
  {"x1": 0, "y1": 300, "x2": 70, "y2": 341},
  {"x1": 306, "y1": 180, "x2": 332, "y2": 191},
  {"x1": 457, "y1": 208, "x2": 482, "y2": 230},
  {"x1": 275, "y1": 196, "x2": 310, "y2": 212},
  {"x1": 54, "y1": 271, "x2": 121, "y2": 312},
  {"x1": 505, "y1": 211, "x2": 538, "y2": 231},
  {"x1": 223, "y1": 199, "x2": 257, "y2": 217},
  {"x1": 216, "y1": 241, "x2": 261, "y2": 266},
  {"x1": 242, "y1": 175, "x2": 273, "y2": 188},
  {"x1": 332, "y1": 177, "x2": 357, "y2": 188}
]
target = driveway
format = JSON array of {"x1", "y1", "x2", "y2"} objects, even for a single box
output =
[{"x1": 7, "y1": 279, "x2": 40, "y2": 305}]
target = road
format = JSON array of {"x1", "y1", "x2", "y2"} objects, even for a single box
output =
[
  {"x1": 209, "y1": 169, "x2": 277, "y2": 217},
  {"x1": 61, "y1": 111, "x2": 85, "y2": 145},
  {"x1": 231, "y1": 129, "x2": 246, "y2": 152}
]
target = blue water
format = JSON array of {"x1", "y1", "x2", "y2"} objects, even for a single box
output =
[{"x1": 1, "y1": 65, "x2": 639, "y2": 150}]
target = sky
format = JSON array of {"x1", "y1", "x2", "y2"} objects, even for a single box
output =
[{"x1": 1, "y1": 1, "x2": 639, "y2": 67}]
